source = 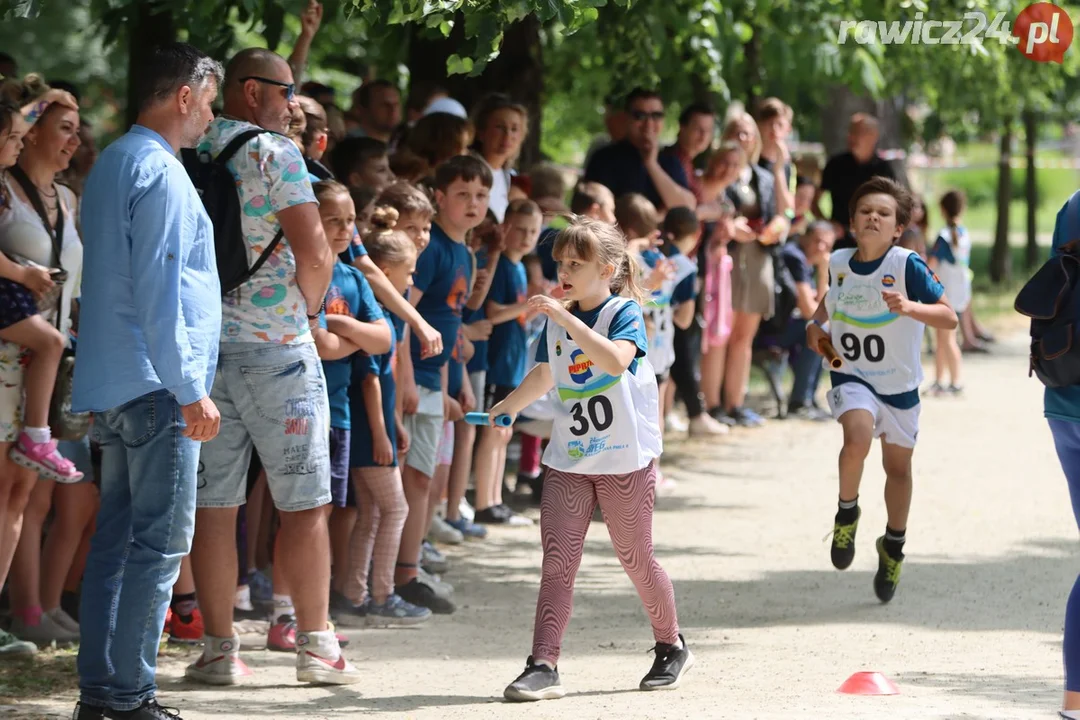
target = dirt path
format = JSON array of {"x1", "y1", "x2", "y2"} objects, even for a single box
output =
[{"x1": 12, "y1": 334, "x2": 1075, "y2": 720}]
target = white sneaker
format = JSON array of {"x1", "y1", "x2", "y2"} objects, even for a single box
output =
[
  {"x1": 665, "y1": 413, "x2": 689, "y2": 433},
  {"x1": 417, "y1": 567, "x2": 454, "y2": 599},
  {"x1": 296, "y1": 629, "x2": 361, "y2": 685},
  {"x1": 428, "y1": 515, "x2": 464, "y2": 545},
  {"x1": 186, "y1": 634, "x2": 253, "y2": 685},
  {"x1": 459, "y1": 497, "x2": 476, "y2": 523},
  {"x1": 688, "y1": 414, "x2": 729, "y2": 437},
  {"x1": 10, "y1": 613, "x2": 79, "y2": 647},
  {"x1": 45, "y1": 607, "x2": 79, "y2": 634}
]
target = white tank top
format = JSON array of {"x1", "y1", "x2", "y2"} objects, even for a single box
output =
[
  {"x1": 543, "y1": 297, "x2": 662, "y2": 474},
  {"x1": 824, "y1": 246, "x2": 923, "y2": 395},
  {"x1": 0, "y1": 175, "x2": 83, "y2": 339},
  {"x1": 641, "y1": 251, "x2": 697, "y2": 374}
]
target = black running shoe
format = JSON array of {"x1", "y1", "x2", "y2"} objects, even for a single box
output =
[
  {"x1": 474, "y1": 507, "x2": 508, "y2": 524},
  {"x1": 105, "y1": 698, "x2": 181, "y2": 719},
  {"x1": 504, "y1": 657, "x2": 566, "y2": 702},
  {"x1": 873, "y1": 536, "x2": 904, "y2": 603},
  {"x1": 73, "y1": 702, "x2": 105, "y2": 720},
  {"x1": 396, "y1": 578, "x2": 456, "y2": 614},
  {"x1": 829, "y1": 507, "x2": 860, "y2": 570},
  {"x1": 640, "y1": 634, "x2": 694, "y2": 690}
]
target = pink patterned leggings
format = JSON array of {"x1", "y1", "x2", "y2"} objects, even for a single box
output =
[{"x1": 531, "y1": 460, "x2": 680, "y2": 664}]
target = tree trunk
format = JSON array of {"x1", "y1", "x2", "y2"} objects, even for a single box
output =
[
  {"x1": 1024, "y1": 108, "x2": 1039, "y2": 270},
  {"x1": 407, "y1": 16, "x2": 544, "y2": 168},
  {"x1": 743, "y1": 26, "x2": 762, "y2": 112},
  {"x1": 125, "y1": 3, "x2": 176, "y2": 129},
  {"x1": 990, "y1": 119, "x2": 1013, "y2": 284},
  {"x1": 819, "y1": 86, "x2": 909, "y2": 186}
]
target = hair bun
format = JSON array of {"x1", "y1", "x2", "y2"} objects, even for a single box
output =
[{"x1": 369, "y1": 206, "x2": 400, "y2": 231}]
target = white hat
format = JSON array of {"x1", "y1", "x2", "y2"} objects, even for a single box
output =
[{"x1": 423, "y1": 96, "x2": 468, "y2": 119}]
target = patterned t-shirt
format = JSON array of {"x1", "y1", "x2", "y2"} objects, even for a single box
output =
[{"x1": 197, "y1": 117, "x2": 317, "y2": 344}]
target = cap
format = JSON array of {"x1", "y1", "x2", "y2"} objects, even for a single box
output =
[{"x1": 422, "y1": 96, "x2": 468, "y2": 119}]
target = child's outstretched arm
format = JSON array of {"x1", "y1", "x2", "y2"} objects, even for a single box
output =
[
  {"x1": 882, "y1": 291, "x2": 958, "y2": 330},
  {"x1": 353, "y1": 253, "x2": 443, "y2": 359},
  {"x1": 489, "y1": 362, "x2": 554, "y2": 420},
  {"x1": 529, "y1": 295, "x2": 637, "y2": 377}
]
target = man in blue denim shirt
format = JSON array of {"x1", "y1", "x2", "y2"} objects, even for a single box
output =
[{"x1": 72, "y1": 43, "x2": 223, "y2": 720}]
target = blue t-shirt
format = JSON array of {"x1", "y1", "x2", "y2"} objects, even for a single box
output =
[
  {"x1": 465, "y1": 249, "x2": 491, "y2": 374},
  {"x1": 1046, "y1": 197, "x2": 1080, "y2": 421},
  {"x1": 448, "y1": 323, "x2": 465, "y2": 399},
  {"x1": 339, "y1": 235, "x2": 368, "y2": 265},
  {"x1": 486, "y1": 255, "x2": 529, "y2": 387},
  {"x1": 535, "y1": 296, "x2": 649, "y2": 375},
  {"x1": 322, "y1": 262, "x2": 385, "y2": 429},
  {"x1": 537, "y1": 227, "x2": 560, "y2": 282},
  {"x1": 584, "y1": 140, "x2": 690, "y2": 210},
  {"x1": 781, "y1": 240, "x2": 813, "y2": 286},
  {"x1": 929, "y1": 235, "x2": 958, "y2": 264},
  {"x1": 829, "y1": 251, "x2": 945, "y2": 409},
  {"x1": 644, "y1": 246, "x2": 696, "y2": 306},
  {"x1": 350, "y1": 306, "x2": 398, "y2": 468},
  {"x1": 410, "y1": 223, "x2": 473, "y2": 391}
]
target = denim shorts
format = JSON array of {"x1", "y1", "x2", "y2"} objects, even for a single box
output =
[{"x1": 197, "y1": 342, "x2": 331, "y2": 512}]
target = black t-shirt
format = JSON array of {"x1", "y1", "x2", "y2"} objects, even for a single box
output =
[
  {"x1": 820, "y1": 151, "x2": 897, "y2": 228},
  {"x1": 584, "y1": 140, "x2": 690, "y2": 209}
]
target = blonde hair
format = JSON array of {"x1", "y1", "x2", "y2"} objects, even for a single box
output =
[
  {"x1": 721, "y1": 112, "x2": 761, "y2": 164},
  {"x1": 552, "y1": 217, "x2": 644, "y2": 305},
  {"x1": 364, "y1": 206, "x2": 417, "y2": 268}
]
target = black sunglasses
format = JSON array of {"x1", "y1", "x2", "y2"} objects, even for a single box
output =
[
  {"x1": 631, "y1": 110, "x2": 665, "y2": 122},
  {"x1": 240, "y1": 76, "x2": 295, "y2": 101}
]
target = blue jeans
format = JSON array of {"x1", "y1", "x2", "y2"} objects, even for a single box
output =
[
  {"x1": 77, "y1": 390, "x2": 200, "y2": 711},
  {"x1": 1049, "y1": 418, "x2": 1080, "y2": 693},
  {"x1": 780, "y1": 319, "x2": 823, "y2": 410}
]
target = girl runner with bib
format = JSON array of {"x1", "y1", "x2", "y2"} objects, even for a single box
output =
[
  {"x1": 486, "y1": 217, "x2": 691, "y2": 702},
  {"x1": 806, "y1": 177, "x2": 957, "y2": 603}
]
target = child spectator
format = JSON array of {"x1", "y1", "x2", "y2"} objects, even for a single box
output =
[
  {"x1": 537, "y1": 181, "x2": 616, "y2": 283},
  {"x1": 928, "y1": 189, "x2": 970, "y2": 394},
  {"x1": 331, "y1": 136, "x2": 395, "y2": 195},
  {"x1": 472, "y1": 199, "x2": 543, "y2": 524}
]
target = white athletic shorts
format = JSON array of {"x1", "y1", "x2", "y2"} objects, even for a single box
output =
[{"x1": 827, "y1": 382, "x2": 920, "y2": 449}]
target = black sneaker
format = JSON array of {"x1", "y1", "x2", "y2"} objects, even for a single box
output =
[
  {"x1": 105, "y1": 698, "x2": 181, "y2": 719},
  {"x1": 829, "y1": 507, "x2": 860, "y2": 570},
  {"x1": 474, "y1": 507, "x2": 508, "y2": 524},
  {"x1": 873, "y1": 536, "x2": 904, "y2": 603},
  {"x1": 729, "y1": 406, "x2": 766, "y2": 428},
  {"x1": 396, "y1": 578, "x2": 456, "y2": 614},
  {"x1": 504, "y1": 657, "x2": 566, "y2": 702},
  {"x1": 330, "y1": 589, "x2": 367, "y2": 627},
  {"x1": 708, "y1": 407, "x2": 737, "y2": 426},
  {"x1": 640, "y1": 634, "x2": 694, "y2": 691},
  {"x1": 73, "y1": 702, "x2": 105, "y2": 720}
]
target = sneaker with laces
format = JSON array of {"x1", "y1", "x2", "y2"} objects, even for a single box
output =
[
  {"x1": 417, "y1": 567, "x2": 454, "y2": 598},
  {"x1": 473, "y1": 506, "x2": 508, "y2": 524},
  {"x1": 46, "y1": 607, "x2": 79, "y2": 634},
  {"x1": 427, "y1": 515, "x2": 464, "y2": 545},
  {"x1": 829, "y1": 507, "x2": 860, "y2": 570},
  {"x1": 296, "y1": 629, "x2": 361, "y2": 685},
  {"x1": 396, "y1": 578, "x2": 455, "y2": 614},
  {"x1": 444, "y1": 515, "x2": 488, "y2": 539},
  {"x1": 247, "y1": 569, "x2": 273, "y2": 605},
  {"x1": 873, "y1": 536, "x2": 904, "y2": 603},
  {"x1": 729, "y1": 406, "x2": 766, "y2": 428},
  {"x1": 106, "y1": 698, "x2": 182, "y2": 719},
  {"x1": 366, "y1": 594, "x2": 431, "y2": 627},
  {"x1": 496, "y1": 504, "x2": 533, "y2": 526},
  {"x1": 166, "y1": 607, "x2": 204, "y2": 645},
  {"x1": 9, "y1": 433, "x2": 83, "y2": 483},
  {"x1": 504, "y1": 657, "x2": 565, "y2": 702},
  {"x1": 185, "y1": 634, "x2": 252, "y2": 685},
  {"x1": 0, "y1": 628, "x2": 36, "y2": 658},
  {"x1": 640, "y1": 634, "x2": 694, "y2": 691},
  {"x1": 11, "y1": 612, "x2": 79, "y2": 648},
  {"x1": 267, "y1": 614, "x2": 297, "y2": 652},
  {"x1": 330, "y1": 591, "x2": 368, "y2": 628},
  {"x1": 664, "y1": 413, "x2": 689, "y2": 433}
]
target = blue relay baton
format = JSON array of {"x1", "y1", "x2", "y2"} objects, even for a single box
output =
[{"x1": 464, "y1": 412, "x2": 513, "y2": 427}]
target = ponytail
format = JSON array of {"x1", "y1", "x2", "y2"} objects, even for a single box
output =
[
  {"x1": 613, "y1": 250, "x2": 645, "y2": 303},
  {"x1": 939, "y1": 189, "x2": 966, "y2": 249}
]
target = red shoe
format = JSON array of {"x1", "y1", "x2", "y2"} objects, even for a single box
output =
[
  {"x1": 268, "y1": 615, "x2": 349, "y2": 651},
  {"x1": 167, "y1": 607, "x2": 205, "y2": 645}
]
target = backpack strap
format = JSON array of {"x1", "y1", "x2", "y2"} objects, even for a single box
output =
[{"x1": 1060, "y1": 191, "x2": 1080, "y2": 256}]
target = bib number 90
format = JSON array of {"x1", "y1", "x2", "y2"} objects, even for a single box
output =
[
  {"x1": 569, "y1": 396, "x2": 614, "y2": 436},
  {"x1": 840, "y1": 333, "x2": 885, "y2": 363}
]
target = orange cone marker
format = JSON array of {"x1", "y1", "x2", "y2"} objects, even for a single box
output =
[{"x1": 837, "y1": 671, "x2": 899, "y2": 695}]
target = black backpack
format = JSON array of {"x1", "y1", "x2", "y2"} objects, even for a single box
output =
[
  {"x1": 1015, "y1": 192, "x2": 1080, "y2": 387},
  {"x1": 181, "y1": 129, "x2": 284, "y2": 295}
]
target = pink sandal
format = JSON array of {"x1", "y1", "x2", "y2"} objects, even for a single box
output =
[{"x1": 9, "y1": 433, "x2": 83, "y2": 483}]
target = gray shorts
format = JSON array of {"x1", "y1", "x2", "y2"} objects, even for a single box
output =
[
  {"x1": 197, "y1": 342, "x2": 331, "y2": 513},
  {"x1": 468, "y1": 371, "x2": 486, "y2": 410},
  {"x1": 402, "y1": 386, "x2": 443, "y2": 478}
]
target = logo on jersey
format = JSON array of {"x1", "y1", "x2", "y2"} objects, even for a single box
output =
[
  {"x1": 568, "y1": 349, "x2": 594, "y2": 384},
  {"x1": 881, "y1": 274, "x2": 896, "y2": 287},
  {"x1": 837, "y1": 273, "x2": 846, "y2": 287},
  {"x1": 555, "y1": 341, "x2": 562, "y2": 357}
]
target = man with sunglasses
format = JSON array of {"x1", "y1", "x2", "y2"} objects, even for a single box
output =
[
  {"x1": 584, "y1": 88, "x2": 696, "y2": 212},
  {"x1": 185, "y1": 47, "x2": 360, "y2": 687}
]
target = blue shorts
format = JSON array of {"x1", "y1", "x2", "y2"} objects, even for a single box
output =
[{"x1": 329, "y1": 427, "x2": 351, "y2": 508}]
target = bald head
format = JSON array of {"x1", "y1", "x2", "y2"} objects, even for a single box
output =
[
  {"x1": 847, "y1": 112, "x2": 881, "y2": 162},
  {"x1": 223, "y1": 47, "x2": 295, "y2": 133}
]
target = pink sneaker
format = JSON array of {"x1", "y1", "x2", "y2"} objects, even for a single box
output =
[{"x1": 10, "y1": 433, "x2": 83, "y2": 483}]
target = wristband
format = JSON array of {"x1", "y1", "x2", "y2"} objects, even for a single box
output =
[
  {"x1": 23, "y1": 100, "x2": 49, "y2": 126},
  {"x1": 306, "y1": 300, "x2": 325, "y2": 320}
]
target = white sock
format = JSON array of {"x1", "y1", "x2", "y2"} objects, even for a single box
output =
[
  {"x1": 534, "y1": 658, "x2": 555, "y2": 669},
  {"x1": 273, "y1": 593, "x2": 295, "y2": 617},
  {"x1": 234, "y1": 585, "x2": 253, "y2": 611},
  {"x1": 24, "y1": 426, "x2": 50, "y2": 444}
]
